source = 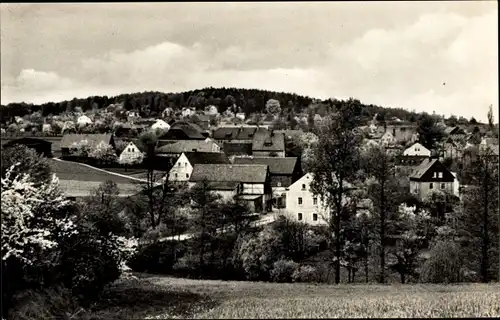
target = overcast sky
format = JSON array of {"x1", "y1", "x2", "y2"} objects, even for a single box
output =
[{"x1": 1, "y1": 2, "x2": 498, "y2": 121}]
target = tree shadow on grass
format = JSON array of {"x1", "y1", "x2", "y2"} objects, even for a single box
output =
[{"x1": 89, "y1": 279, "x2": 220, "y2": 319}]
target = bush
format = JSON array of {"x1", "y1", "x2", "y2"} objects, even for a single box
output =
[
  {"x1": 128, "y1": 241, "x2": 185, "y2": 274},
  {"x1": 270, "y1": 259, "x2": 299, "y2": 283},
  {"x1": 172, "y1": 253, "x2": 201, "y2": 278},
  {"x1": 57, "y1": 226, "x2": 124, "y2": 305},
  {"x1": 8, "y1": 286, "x2": 90, "y2": 320},
  {"x1": 292, "y1": 265, "x2": 319, "y2": 283},
  {"x1": 420, "y1": 239, "x2": 464, "y2": 283}
]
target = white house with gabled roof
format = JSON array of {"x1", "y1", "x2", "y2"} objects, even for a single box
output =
[
  {"x1": 118, "y1": 142, "x2": 144, "y2": 165},
  {"x1": 77, "y1": 115, "x2": 93, "y2": 127},
  {"x1": 403, "y1": 142, "x2": 431, "y2": 157},
  {"x1": 151, "y1": 119, "x2": 170, "y2": 131}
]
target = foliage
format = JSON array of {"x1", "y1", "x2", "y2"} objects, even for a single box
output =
[
  {"x1": 308, "y1": 100, "x2": 363, "y2": 284},
  {"x1": 421, "y1": 237, "x2": 465, "y2": 283},
  {"x1": 270, "y1": 259, "x2": 299, "y2": 283},
  {"x1": 291, "y1": 265, "x2": 319, "y2": 283},
  {"x1": 88, "y1": 141, "x2": 117, "y2": 164},
  {"x1": 416, "y1": 113, "x2": 445, "y2": 150},
  {"x1": 129, "y1": 240, "x2": 185, "y2": 274},
  {"x1": 1, "y1": 144, "x2": 52, "y2": 184}
]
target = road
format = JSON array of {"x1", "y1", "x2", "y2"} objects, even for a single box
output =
[{"x1": 157, "y1": 213, "x2": 278, "y2": 243}]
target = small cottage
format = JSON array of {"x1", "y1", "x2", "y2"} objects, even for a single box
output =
[
  {"x1": 409, "y1": 158, "x2": 458, "y2": 201},
  {"x1": 403, "y1": 142, "x2": 431, "y2": 157},
  {"x1": 77, "y1": 115, "x2": 93, "y2": 127}
]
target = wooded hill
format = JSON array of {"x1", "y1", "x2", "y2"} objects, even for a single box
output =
[{"x1": 0, "y1": 87, "x2": 469, "y2": 125}]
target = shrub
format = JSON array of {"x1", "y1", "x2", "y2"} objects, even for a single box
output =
[
  {"x1": 172, "y1": 253, "x2": 201, "y2": 278},
  {"x1": 420, "y1": 239, "x2": 464, "y2": 283},
  {"x1": 129, "y1": 241, "x2": 185, "y2": 274},
  {"x1": 270, "y1": 259, "x2": 299, "y2": 283},
  {"x1": 8, "y1": 286, "x2": 90, "y2": 320},
  {"x1": 292, "y1": 265, "x2": 319, "y2": 283}
]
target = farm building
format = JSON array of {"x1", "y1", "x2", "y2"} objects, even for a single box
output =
[
  {"x1": 2, "y1": 137, "x2": 53, "y2": 158},
  {"x1": 60, "y1": 133, "x2": 115, "y2": 158}
]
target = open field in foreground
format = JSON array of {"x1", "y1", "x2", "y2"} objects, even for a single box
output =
[{"x1": 89, "y1": 274, "x2": 500, "y2": 319}]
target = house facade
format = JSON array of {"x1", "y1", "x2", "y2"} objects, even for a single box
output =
[
  {"x1": 151, "y1": 119, "x2": 171, "y2": 131},
  {"x1": 376, "y1": 124, "x2": 418, "y2": 143},
  {"x1": 409, "y1": 158, "x2": 458, "y2": 201},
  {"x1": 232, "y1": 156, "x2": 303, "y2": 208},
  {"x1": 118, "y1": 142, "x2": 144, "y2": 164},
  {"x1": 284, "y1": 173, "x2": 329, "y2": 225},
  {"x1": 380, "y1": 132, "x2": 396, "y2": 146},
  {"x1": 403, "y1": 142, "x2": 431, "y2": 157},
  {"x1": 168, "y1": 152, "x2": 229, "y2": 182},
  {"x1": 77, "y1": 115, "x2": 93, "y2": 127},
  {"x1": 189, "y1": 164, "x2": 273, "y2": 213}
]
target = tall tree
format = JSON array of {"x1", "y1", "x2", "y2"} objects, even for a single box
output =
[
  {"x1": 362, "y1": 145, "x2": 404, "y2": 283},
  {"x1": 417, "y1": 113, "x2": 445, "y2": 150},
  {"x1": 487, "y1": 104, "x2": 495, "y2": 132},
  {"x1": 309, "y1": 104, "x2": 362, "y2": 284},
  {"x1": 464, "y1": 147, "x2": 499, "y2": 282}
]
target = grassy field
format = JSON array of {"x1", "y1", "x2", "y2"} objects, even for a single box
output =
[{"x1": 89, "y1": 274, "x2": 500, "y2": 319}]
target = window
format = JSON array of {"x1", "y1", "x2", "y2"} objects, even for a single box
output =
[
  {"x1": 429, "y1": 183, "x2": 433, "y2": 189},
  {"x1": 298, "y1": 213, "x2": 303, "y2": 221},
  {"x1": 175, "y1": 173, "x2": 178, "y2": 178},
  {"x1": 438, "y1": 172, "x2": 443, "y2": 178},
  {"x1": 441, "y1": 183, "x2": 445, "y2": 189},
  {"x1": 302, "y1": 184, "x2": 306, "y2": 190},
  {"x1": 178, "y1": 162, "x2": 181, "y2": 167},
  {"x1": 184, "y1": 162, "x2": 187, "y2": 167},
  {"x1": 298, "y1": 197, "x2": 302, "y2": 205},
  {"x1": 186, "y1": 173, "x2": 189, "y2": 178},
  {"x1": 313, "y1": 197, "x2": 318, "y2": 205},
  {"x1": 313, "y1": 213, "x2": 318, "y2": 221},
  {"x1": 277, "y1": 182, "x2": 282, "y2": 187}
]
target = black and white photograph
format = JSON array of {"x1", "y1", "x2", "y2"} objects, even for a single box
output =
[{"x1": 1, "y1": 1, "x2": 499, "y2": 318}]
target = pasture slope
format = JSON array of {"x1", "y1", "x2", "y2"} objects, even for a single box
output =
[{"x1": 88, "y1": 274, "x2": 500, "y2": 319}]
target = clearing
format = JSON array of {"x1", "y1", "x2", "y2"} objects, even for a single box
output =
[{"x1": 89, "y1": 274, "x2": 500, "y2": 319}]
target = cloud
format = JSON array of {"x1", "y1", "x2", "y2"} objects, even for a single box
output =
[{"x1": 1, "y1": 7, "x2": 497, "y2": 122}]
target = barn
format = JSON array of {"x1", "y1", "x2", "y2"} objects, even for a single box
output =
[{"x1": 2, "y1": 137, "x2": 53, "y2": 158}]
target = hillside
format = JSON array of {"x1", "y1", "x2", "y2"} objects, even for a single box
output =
[{"x1": 0, "y1": 87, "x2": 440, "y2": 125}]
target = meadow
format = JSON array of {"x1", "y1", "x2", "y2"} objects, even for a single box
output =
[{"x1": 85, "y1": 274, "x2": 500, "y2": 319}]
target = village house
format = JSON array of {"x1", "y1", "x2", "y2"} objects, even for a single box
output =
[
  {"x1": 189, "y1": 163, "x2": 273, "y2": 213},
  {"x1": 212, "y1": 126, "x2": 269, "y2": 156},
  {"x1": 403, "y1": 142, "x2": 431, "y2": 157},
  {"x1": 42, "y1": 123, "x2": 52, "y2": 133},
  {"x1": 232, "y1": 156, "x2": 303, "y2": 208},
  {"x1": 156, "y1": 138, "x2": 222, "y2": 156},
  {"x1": 60, "y1": 133, "x2": 115, "y2": 158},
  {"x1": 441, "y1": 137, "x2": 464, "y2": 161},
  {"x1": 409, "y1": 158, "x2": 459, "y2": 201},
  {"x1": 395, "y1": 155, "x2": 430, "y2": 169},
  {"x1": 444, "y1": 126, "x2": 467, "y2": 140},
  {"x1": 168, "y1": 152, "x2": 230, "y2": 182},
  {"x1": 181, "y1": 108, "x2": 196, "y2": 118},
  {"x1": 375, "y1": 123, "x2": 418, "y2": 143},
  {"x1": 118, "y1": 141, "x2": 145, "y2": 164},
  {"x1": 479, "y1": 137, "x2": 499, "y2": 150},
  {"x1": 251, "y1": 130, "x2": 286, "y2": 157},
  {"x1": 2, "y1": 137, "x2": 53, "y2": 158},
  {"x1": 151, "y1": 119, "x2": 171, "y2": 132},
  {"x1": 159, "y1": 121, "x2": 207, "y2": 140},
  {"x1": 284, "y1": 173, "x2": 357, "y2": 225}
]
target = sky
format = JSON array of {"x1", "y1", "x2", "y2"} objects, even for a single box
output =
[{"x1": 1, "y1": 2, "x2": 498, "y2": 122}]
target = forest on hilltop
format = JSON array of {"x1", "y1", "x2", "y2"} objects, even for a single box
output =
[{"x1": 0, "y1": 87, "x2": 474, "y2": 125}]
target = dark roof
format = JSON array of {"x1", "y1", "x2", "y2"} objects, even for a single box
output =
[
  {"x1": 184, "y1": 152, "x2": 230, "y2": 165},
  {"x1": 190, "y1": 164, "x2": 268, "y2": 183},
  {"x1": 223, "y1": 142, "x2": 253, "y2": 156},
  {"x1": 275, "y1": 130, "x2": 303, "y2": 140},
  {"x1": 60, "y1": 134, "x2": 113, "y2": 149},
  {"x1": 206, "y1": 181, "x2": 240, "y2": 191},
  {"x1": 252, "y1": 131, "x2": 285, "y2": 152},
  {"x1": 212, "y1": 126, "x2": 268, "y2": 140},
  {"x1": 155, "y1": 139, "x2": 220, "y2": 154},
  {"x1": 233, "y1": 157, "x2": 298, "y2": 175},
  {"x1": 410, "y1": 159, "x2": 438, "y2": 179},
  {"x1": 3, "y1": 137, "x2": 52, "y2": 146},
  {"x1": 445, "y1": 127, "x2": 466, "y2": 136},
  {"x1": 409, "y1": 158, "x2": 455, "y2": 180},
  {"x1": 160, "y1": 121, "x2": 205, "y2": 139}
]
